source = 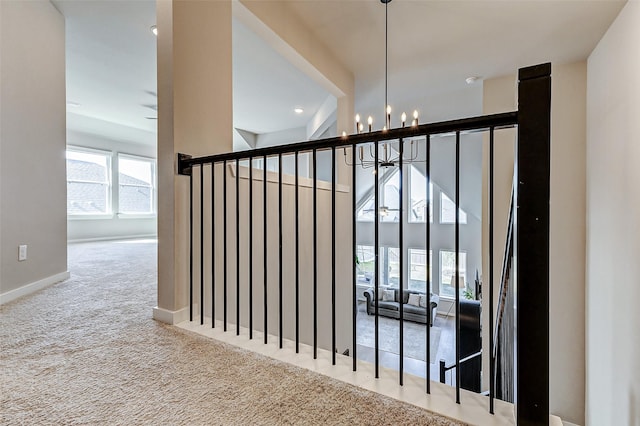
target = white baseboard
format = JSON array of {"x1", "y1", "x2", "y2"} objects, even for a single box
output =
[
  {"x1": 0, "y1": 271, "x2": 70, "y2": 305},
  {"x1": 67, "y1": 234, "x2": 157, "y2": 244},
  {"x1": 153, "y1": 305, "x2": 191, "y2": 325},
  {"x1": 549, "y1": 414, "x2": 581, "y2": 426}
]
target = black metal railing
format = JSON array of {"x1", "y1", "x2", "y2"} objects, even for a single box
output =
[
  {"x1": 176, "y1": 63, "x2": 551, "y2": 424},
  {"x1": 439, "y1": 350, "x2": 482, "y2": 384}
]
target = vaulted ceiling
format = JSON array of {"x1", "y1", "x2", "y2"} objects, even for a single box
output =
[{"x1": 53, "y1": 0, "x2": 625, "y2": 147}]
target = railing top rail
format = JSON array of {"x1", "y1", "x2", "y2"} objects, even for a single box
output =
[{"x1": 178, "y1": 111, "x2": 517, "y2": 174}]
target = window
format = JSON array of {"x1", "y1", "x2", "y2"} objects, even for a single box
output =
[
  {"x1": 67, "y1": 149, "x2": 111, "y2": 215},
  {"x1": 384, "y1": 247, "x2": 400, "y2": 286},
  {"x1": 118, "y1": 155, "x2": 156, "y2": 214},
  {"x1": 409, "y1": 165, "x2": 433, "y2": 223},
  {"x1": 440, "y1": 192, "x2": 467, "y2": 224},
  {"x1": 357, "y1": 168, "x2": 400, "y2": 222},
  {"x1": 356, "y1": 245, "x2": 375, "y2": 285},
  {"x1": 439, "y1": 250, "x2": 467, "y2": 298},
  {"x1": 409, "y1": 249, "x2": 432, "y2": 292},
  {"x1": 355, "y1": 245, "x2": 399, "y2": 287}
]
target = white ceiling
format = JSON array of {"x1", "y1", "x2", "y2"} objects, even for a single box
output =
[
  {"x1": 53, "y1": 0, "x2": 158, "y2": 145},
  {"x1": 287, "y1": 0, "x2": 625, "y2": 113},
  {"x1": 233, "y1": 18, "x2": 332, "y2": 136},
  {"x1": 53, "y1": 0, "x2": 626, "y2": 147}
]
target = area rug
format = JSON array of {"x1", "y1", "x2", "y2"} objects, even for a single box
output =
[
  {"x1": 0, "y1": 240, "x2": 465, "y2": 425},
  {"x1": 357, "y1": 311, "x2": 441, "y2": 363}
]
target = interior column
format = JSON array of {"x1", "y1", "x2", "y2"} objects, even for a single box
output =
[{"x1": 154, "y1": 0, "x2": 233, "y2": 323}]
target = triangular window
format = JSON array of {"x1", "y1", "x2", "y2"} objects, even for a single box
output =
[{"x1": 440, "y1": 192, "x2": 467, "y2": 224}]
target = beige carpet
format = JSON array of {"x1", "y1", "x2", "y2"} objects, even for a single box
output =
[{"x1": 0, "y1": 240, "x2": 465, "y2": 425}]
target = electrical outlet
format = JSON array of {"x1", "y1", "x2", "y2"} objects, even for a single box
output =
[{"x1": 18, "y1": 245, "x2": 27, "y2": 261}]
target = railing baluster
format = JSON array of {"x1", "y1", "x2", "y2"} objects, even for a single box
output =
[
  {"x1": 249, "y1": 158, "x2": 253, "y2": 338},
  {"x1": 399, "y1": 138, "x2": 404, "y2": 386},
  {"x1": 295, "y1": 151, "x2": 299, "y2": 353},
  {"x1": 331, "y1": 147, "x2": 336, "y2": 365},
  {"x1": 313, "y1": 149, "x2": 318, "y2": 359},
  {"x1": 200, "y1": 165, "x2": 204, "y2": 325},
  {"x1": 236, "y1": 159, "x2": 240, "y2": 336},
  {"x1": 211, "y1": 163, "x2": 216, "y2": 328},
  {"x1": 352, "y1": 144, "x2": 357, "y2": 372},
  {"x1": 489, "y1": 127, "x2": 495, "y2": 414},
  {"x1": 374, "y1": 141, "x2": 380, "y2": 379},
  {"x1": 189, "y1": 171, "x2": 193, "y2": 322},
  {"x1": 426, "y1": 134, "x2": 431, "y2": 393},
  {"x1": 455, "y1": 131, "x2": 461, "y2": 404},
  {"x1": 279, "y1": 153, "x2": 283, "y2": 349},
  {"x1": 263, "y1": 155, "x2": 268, "y2": 344},
  {"x1": 223, "y1": 160, "x2": 228, "y2": 332}
]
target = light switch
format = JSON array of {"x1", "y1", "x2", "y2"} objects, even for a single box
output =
[{"x1": 18, "y1": 245, "x2": 27, "y2": 261}]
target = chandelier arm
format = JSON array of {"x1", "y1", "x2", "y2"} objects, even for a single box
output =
[
  {"x1": 343, "y1": 147, "x2": 355, "y2": 167},
  {"x1": 408, "y1": 141, "x2": 418, "y2": 162}
]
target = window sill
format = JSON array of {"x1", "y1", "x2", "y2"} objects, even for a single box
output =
[
  {"x1": 68, "y1": 214, "x2": 114, "y2": 221},
  {"x1": 116, "y1": 213, "x2": 157, "y2": 220}
]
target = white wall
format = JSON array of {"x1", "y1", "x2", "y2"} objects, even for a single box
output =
[
  {"x1": 586, "y1": 2, "x2": 640, "y2": 425},
  {"x1": 549, "y1": 60, "x2": 587, "y2": 426},
  {"x1": 0, "y1": 0, "x2": 68, "y2": 299},
  {"x1": 66, "y1": 130, "x2": 157, "y2": 242}
]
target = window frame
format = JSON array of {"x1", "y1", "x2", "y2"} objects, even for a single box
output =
[
  {"x1": 408, "y1": 248, "x2": 433, "y2": 293},
  {"x1": 439, "y1": 192, "x2": 468, "y2": 224},
  {"x1": 355, "y1": 244, "x2": 400, "y2": 288},
  {"x1": 116, "y1": 153, "x2": 157, "y2": 218},
  {"x1": 66, "y1": 146, "x2": 113, "y2": 219},
  {"x1": 357, "y1": 168, "x2": 400, "y2": 222},
  {"x1": 408, "y1": 164, "x2": 434, "y2": 223},
  {"x1": 438, "y1": 249, "x2": 467, "y2": 300}
]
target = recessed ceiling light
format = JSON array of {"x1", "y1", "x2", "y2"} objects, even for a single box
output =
[
  {"x1": 150, "y1": 25, "x2": 157, "y2": 36},
  {"x1": 465, "y1": 76, "x2": 481, "y2": 85},
  {"x1": 66, "y1": 102, "x2": 80, "y2": 108},
  {"x1": 294, "y1": 108, "x2": 304, "y2": 114}
]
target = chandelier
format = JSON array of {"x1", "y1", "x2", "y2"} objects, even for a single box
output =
[
  {"x1": 348, "y1": 140, "x2": 419, "y2": 170},
  {"x1": 347, "y1": 0, "x2": 421, "y2": 169}
]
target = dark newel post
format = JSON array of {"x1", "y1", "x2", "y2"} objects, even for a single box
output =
[{"x1": 516, "y1": 62, "x2": 551, "y2": 426}]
